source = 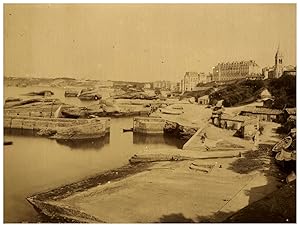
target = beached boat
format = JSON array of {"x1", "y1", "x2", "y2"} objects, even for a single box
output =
[
  {"x1": 78, "y1": 89, "x2": 102, "y2": 100},
  {"x1": 4, "y1": 141, "x2": 13, "y2": 146},
  {"x1": 64, "y1": 90, "x2": 79, "y2": 97},
  {"x1": 272, "y1": 136, "x2": 293, "y2": 153},
  {"x1": 24, "y1": 90, "x2": 54, "y2": 97},
  {"x1": 170, "y1": 104, "x2": 183, "y2": 110},
  {"x1": 160, "y1": 108, "x2": 183, "y2": 115},
  {"x1": 123, "y1": 128, "x2": 133, "y2": 132}
]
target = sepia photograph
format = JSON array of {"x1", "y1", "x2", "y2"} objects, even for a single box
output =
[{"x1": 3, "y1": 2, "x2": 297, "y2": 223}]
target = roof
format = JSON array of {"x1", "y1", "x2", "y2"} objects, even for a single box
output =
[
  {"x1": 260, "y1": 88, "x2": 272, "y2": 99},
  {"x1": 240, "y1": 106, "x2": 283, "y2": 115},
  {"x1": 283, "y1": 65, "x2": 296, "y2": 71},
  {"x1": 216, "y1": 100, "x2": 224, "y2": 108},
  {"x1": 185, "y1": 72, "x2": 198, "y2": 77},
  {"x1": 198, "y1": 95, "x2": 209, "y2": 100},
  {"x1": 221, "y1": 114, "x2": 254, "y2": 122},
  {"x1": 285, "y1": 108, "x2": 296, "y2": 115}
]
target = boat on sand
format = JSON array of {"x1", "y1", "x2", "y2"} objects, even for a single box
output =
[{"x1": 159, "y1": 108, "x2": 183, "y2": 115}]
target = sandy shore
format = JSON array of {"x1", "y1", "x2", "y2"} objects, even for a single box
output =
[{"x1": 26, "y1": 102, "x2": 288, "y2": 223}]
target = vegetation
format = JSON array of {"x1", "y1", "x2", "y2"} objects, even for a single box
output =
[
  {"x1": 180, "y1": 88, "x2": 214, "y2": 102},
  {"x1": 276, "y1": 118, "x2": 296, "y2": 134},
  {"x1": 208, "y1": 75, "x2": 296, "y2": 108},
  {"x1": 267, "y1": 75, "x2": 296, "y2": 109},
  {"x1": 209, "y1": 80, "x2": 264, "y2": 107}
]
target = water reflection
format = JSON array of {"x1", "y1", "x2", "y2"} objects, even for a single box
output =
[
  {"x1": 55, "y1": 134, "x2": 110, "y2": 150},
  {"x1": 133, "y1": 132, "x2": 184, "y2": 149},
  {"x1": 4, "y1": 128, "x2": 38, "y2": 137}
]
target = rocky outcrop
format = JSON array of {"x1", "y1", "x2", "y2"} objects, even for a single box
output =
[
  {"x1": 50, "y1": 122, "x2": 107, "y2": 140},
  {"x1": 61, "y1": 103, "x2": 149, "y2": 118},
  {"x1": 114, "y1": 92, "x2": 158, "y2": 100},
  {"x1": 164, "y1": 121, "x2": 198, "y2": 141}
]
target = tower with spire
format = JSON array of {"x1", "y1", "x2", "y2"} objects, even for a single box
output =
[{"x1": 274, "y1": 43, "x2": 284, "y2": 78}]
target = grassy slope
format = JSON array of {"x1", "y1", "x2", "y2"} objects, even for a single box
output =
[{"x1": 207, "y1": 75, "x2": 295, "y2": 108}]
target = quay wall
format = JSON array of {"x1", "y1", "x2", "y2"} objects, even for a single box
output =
[
  {"x1": 4, "y1": 116, "x2": 111, "y2": 132},
  {"x1": 133, "y1": 117, "x2": 166, "y2": 134}
]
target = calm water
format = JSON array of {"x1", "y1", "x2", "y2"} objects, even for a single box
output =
[{"x1": 4, "y1": 86, "x2": 184, "y2": 223}]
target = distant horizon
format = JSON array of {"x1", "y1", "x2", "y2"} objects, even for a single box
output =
[
  {"x1": 4, "y1": 4, "x2": 296, "y2": 82},
  {"x1": 4, "y1": 75, "x2": 169, "y2": 84}
]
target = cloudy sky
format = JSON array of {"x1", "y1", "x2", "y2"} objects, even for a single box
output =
[{"x1": 4, "y1": 4, "x2": 296, "y2": 82}]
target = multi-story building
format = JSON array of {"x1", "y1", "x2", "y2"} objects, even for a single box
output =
[
  {"x1": 180, "y1": 72, "x2": 207, "y2": 92},
  {"x1": 169, "y1": 81, "x2": 180, "y2": 92},
  {"x1": 206, "y1": 73, "x2": 213, "y2": 83},
  {"x1": 152, "y1": 80, "x2": 167, "y2": 90},
  {"x1": 212, "y1": 60, "x2": 261, "y2": 82},
  {"x1": 152, "y1": 80, "x2": 179, "y2": 91}
]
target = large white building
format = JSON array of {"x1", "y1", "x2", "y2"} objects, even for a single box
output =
[
  {"x1": 180, "y1": 72, "x2": 207, "y2": 92},
  {"x1": 212, "y1": 60, "x2": 261, "y2": 81}
]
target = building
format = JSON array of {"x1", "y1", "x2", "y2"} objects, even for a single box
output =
[
  {"x1": 262, "y1": 67, "x2": 272, "y2": 79},
  {"x1": 152, "y1": 80, "x2": 180, "y2": 91},
  {"x1": 265, "y1": 45, "x2": 296, "y2": 79},
  {"x1": 212, "y1": 60, "x2": 261, "y2": 82},
  {"x1": 282, "y1": 66, "x2": 296, "y2": 76},
  {"x1": 239, "y1": 106, "x2": 283, "y2": 122},
  {"x1": 198, "y1": 95, "x2": 210, "y2": 105},
  {"x1": 170, "y1": 82, "x2": 180, "y2": 92},
  {"x1": 152, "y1": 80, "x2": 170, "y2": 90},
  {"x1": 219, "y1": 114, "x2": 256, "y2": 131},
  {"x1": 211, "y1": 113, "x2": 258, "y2": 139},
  {"x1": 283, "y1": 108, "x2": 296, "y2": 122},
  {"x1": 257, "y1": 88, "x2": 274, "y2": 108},
  {"x1": 274, "y1": 45, "x2": 284, "y2": 78},
  {"x1": 181, "y1": 72, "x2": 207, "y2": 92},
  {"x1": 206, "y1": 73, "x2": 213, "y2": 83}
]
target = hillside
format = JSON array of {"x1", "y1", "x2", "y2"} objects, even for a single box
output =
[{"x1": 208, "y1": 75, "x2": 296, "y2": 108}]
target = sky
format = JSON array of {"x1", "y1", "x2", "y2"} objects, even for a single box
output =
[{"x1": 4, "y1": 4, "x2": 296, "y2": 82}]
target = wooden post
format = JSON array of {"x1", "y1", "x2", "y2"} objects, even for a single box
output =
[{"x1": 50, "y1": 100, "x2": 54, "y2": 118}]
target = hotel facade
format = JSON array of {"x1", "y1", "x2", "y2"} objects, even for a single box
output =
[{"x1": 212, "y1": 60, "x2": 261, "y2": 82}]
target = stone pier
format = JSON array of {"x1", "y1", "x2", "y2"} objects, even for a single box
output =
[
  {"x1": 4, "y1": 116, "x2": 110, "y2": 134},
  {"x1": 133, "y1": 117, "x2": 166, "y2": 134}
]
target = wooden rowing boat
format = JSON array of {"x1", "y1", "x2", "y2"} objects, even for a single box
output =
[
  {"x1": 160, "y1": 108, "x2": 183, "y2": 115},
  {"x1": 272, "y1": 136, "x2": 293, "y2": 153},
  {"x1": 123, "y1": 128, "x2": 133, "y2": 132}
]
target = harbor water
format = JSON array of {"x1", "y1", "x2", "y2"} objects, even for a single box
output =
[{"x1": 4, "y1": 86, "x2": 184, "y2": 223}]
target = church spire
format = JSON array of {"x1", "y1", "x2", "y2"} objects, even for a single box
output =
[
  {"x1": 276, "y1": 42, "x2": 283, "y2": 58},
  {"x1": 274, "y1": 42, "x2": 284, "y2": 78}
]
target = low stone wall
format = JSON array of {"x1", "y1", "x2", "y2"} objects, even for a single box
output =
[
  {"x1": 4, "y1": 116, "x2": 110, "y2": 133},
  {"x1": 133, "y1": 117, "x2": 166, "y2": 134},
  {"x1": 4, "y1": 106, "x2": 61, "y2": 118}
]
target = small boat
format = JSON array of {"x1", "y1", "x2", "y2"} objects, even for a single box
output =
[
  {"x1": 272, "y1": 136, "x2": 293, "y2": 153},
  {"x1": 170, "y1": 105, "x2": 183, "y2": 110},
  {"x1": 160, "y1": 108, "x2": 183, "y2": 115},
  {"x1": 24, "y1": 90, "x2": 54, "y2": 97},
  {"x1": 78, "y1": 89, "x2": 102, "y2": 101},
  {"x1": 123, "y1": 128, "x2": 133, "y2": 132},
  {"x1": 4, "y1": 141, "x2": 13, "y2": 146},
  {"x1": 64, "y1": 90, "x2": 79, "y2": 97}
]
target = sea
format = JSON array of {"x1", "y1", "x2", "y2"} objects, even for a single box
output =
[{"x1": 3, "y1": 85, "x2": 183, "y2": 223}]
